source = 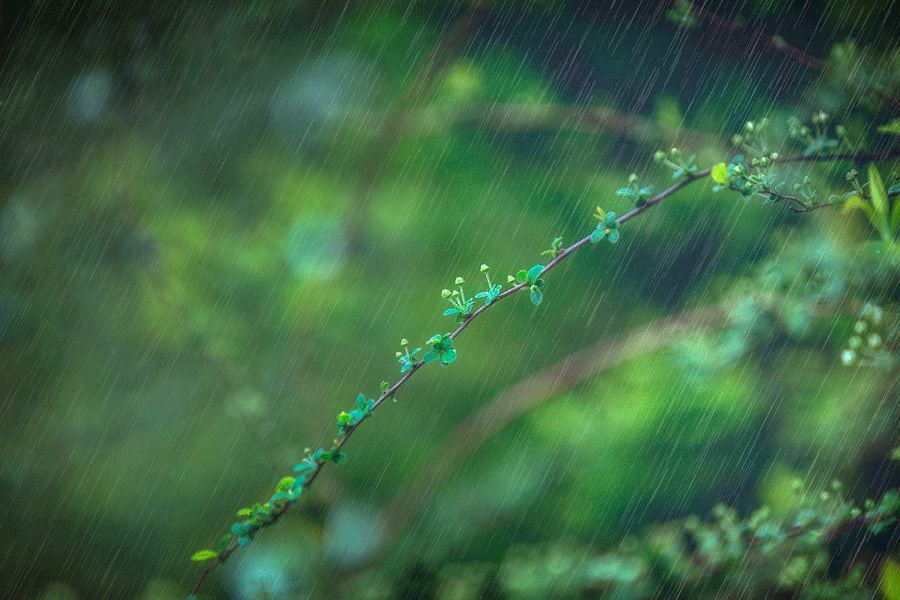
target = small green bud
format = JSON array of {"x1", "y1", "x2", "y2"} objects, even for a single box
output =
[
  {"x1": 479, "y1": 264, "x2": 490, "y2": 273},
  {"x1": 744, "y1": 121, "x2": 754, "y2": 132},
  {"x1": 848, "y1": 335, "x2": 862, "y2": 349},
  {"x1": 400, "y1": 338, "x2": 409, "y2": 346},
  {"x1": 628, "y1": 173, "x2": 638, "y2": 184},
  {"x1": 845, "y1": 169, "x2": 858, "y2": 181},
  {"x1": 866, "y1": 304, "x2": 883, "y2": 324},
  {"x1": 507, "y1": 275, "x2": 516, "y2": 284},
  {"x1": 867, "y1": 333, "x2": 882, "y2": 349},
  {"x1": 835, "y1": 124, "x2": 846, "y2": 136},
  {"x1": 653, "y1": 150, "x2": 666, "y2": 162},
  {"x1": 841, "y1": 349, "x2": 856, "y2": 365},
  {"x1": 731, "y1": 134, "x2": 744, "y2": 145},
  {"x1": 395, "y1": 352, "x2": 403, "y2": 358},
  {"x1": 441, "y1": 289, "x2": 451, "y2": 298},
  {"x1": 853, "y1": 320, "x2": 867, "y2": 334},
  {"x1": 770, "y1": 152, "x2": 778, "y2": 161},
  {"x1": 454, "y1": 276, "x2": 465, "y2": 285}
]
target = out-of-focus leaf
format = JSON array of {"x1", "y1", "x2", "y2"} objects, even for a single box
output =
[
  {"x1": 190, "y1": 550, "x2": 217, "y2": 562},
  {"x1": 882, "y1": 558, "x2": 900, "y2": 600},
  {"x1": 868, "y1": 164, "x2": 891, "y2": 240},
  {"x1": 877, "y1": 118, "x2": 900, "y2": 135},
  {"x1": 843, "y1": 194, "x2": 875, "y2": 223}
]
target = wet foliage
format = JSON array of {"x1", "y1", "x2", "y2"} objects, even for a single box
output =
[{"x1": 0, "y1": 1, "x2": 898, "y2": 599}]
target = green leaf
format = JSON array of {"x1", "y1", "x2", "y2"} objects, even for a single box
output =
[
  {"x1": 236, "y1": 508, "x2": 253, "y2": 517},
  {"x1": 530, "y1": 286, "x2": 543, "y2": 306},
  {"x1": 441, "y1": 347, "x2": 457, "y2": 364},
  {"x1": 844, "y1": 194, "x2": 875, "y2": 222},
  {"x1": 711, "y1": 162, "x2": 729, "y2": 184},
  {"x1": 590, "y1": 228, "x2": 605, "y2": 243},
  {"x1": 608, "y1": 229, "x2": 620, "y2": 243},
  {"x1": 515, "y1": 269, "x2": 528, "y2": 283},
  {"x1": 423, "y1": 350, "x2": 439, "y2": 363},
  {"x1": 191, "y1": 550, "x2": 218, "y2": 562},
  {"x1": 868, "y1": 164, "x2": 891, "y2": 240},
  {"x1": 331, "y1": 451, "x2": 348, "y2": 464},
  {"x1": 604, "y1": 212, "x2": 617, "y2": 228},
  {"x1": 882, "y1": 558, "x2": 900, "y2": 600},
  {"x1": 892, "y1": 196, "x2": 900, "y2": 240},
  {"x1": 877, "y1": 118, "x2": 900, "y2": 135},
  {"x1": 526, "y1": 264, "x2": 544, "y2": 284},
  {"x1": 276, "y1": 476, "x2": 295, "y2": 493}
]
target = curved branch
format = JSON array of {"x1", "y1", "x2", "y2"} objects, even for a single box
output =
[
  {"x1": 190, "y1": 148, "x2": 900, "y2": 596},
  {"x1": 376, "y1": 305, "x2": 723, "y2": 552},
  {"x1": 405, "y1": 102, "x2": 719, "y2": 149}
]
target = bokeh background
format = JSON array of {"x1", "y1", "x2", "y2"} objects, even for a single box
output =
[{"x1": 0, "y1": 1, "x2": 898, "y2": 598}]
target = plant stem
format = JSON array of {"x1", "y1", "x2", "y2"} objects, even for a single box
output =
[{"x1": 190, "y1": 148, "x2": 899, "y2": 597}]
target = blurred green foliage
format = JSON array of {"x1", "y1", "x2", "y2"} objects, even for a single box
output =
[{"x1": 0, "y1": 1, "x2": 898, "y2": 598}]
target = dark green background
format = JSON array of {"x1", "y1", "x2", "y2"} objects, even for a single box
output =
[{"x1": 0, "y1": 1, "x2": 897, "y2": 598}]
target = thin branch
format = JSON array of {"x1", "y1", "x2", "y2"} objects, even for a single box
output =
[
  {"x1": 756, "y1": 188, "x2": 832, "y2": 213},
  {"x1": 190, "y1": 148, "x2": 900, "y2": 596},
  {"x1": 687, "y1": 4, "x2": 825, "y2": 71},
  {"x1": 686, "y1": 3, "x2": 900, "y2": 111},
  {"x1": 342, "y1": 2, "x2": 493, "y2": 250},
  {"x1": 404, "y1": 102, "x2": 719, "y2": 149}
]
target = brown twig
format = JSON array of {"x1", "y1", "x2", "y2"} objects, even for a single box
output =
[
  {"x1": 404, "y1": 102, "x2": 719, "y2": 149},
  {"x1": 688, "y1": 4, "x2": 825, "y2": 71},
  {"x1": 686, "y1": 3, "x2": 900, "y2": 111}
]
